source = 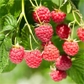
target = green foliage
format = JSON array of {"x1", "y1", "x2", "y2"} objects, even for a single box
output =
[
  {"x1": 0, "y1": 33, "x2": 5, "y2": 41},
  {"x1": 0, "y1": 37, "x2": 12, "y2": 73},
  {"x1": 21, "y1": 24, "x2": 40, "y2": 50},
  {"x1": 1, "y1": 14, "x2": 17, "y2": 32},
  {"x1": 2, "y1": 61, "x2": 16, "y2": 72},
  {"x1": 0, "y1": 12, "x2": 17, "y2": 73},
  {"x1": 51, "y1": 0, "x2": 64, "y2": 7},
  {"x1": 67, "y1": 57, "x2": 84, "y2": 84}
]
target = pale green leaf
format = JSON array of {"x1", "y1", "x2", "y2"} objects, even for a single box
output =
[{"x1": 67, "y1": 3, "x2": 72, "y2": 13}]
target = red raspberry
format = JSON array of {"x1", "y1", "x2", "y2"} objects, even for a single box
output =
[
  {"x1": 33, "y1": 6, "x2": 51, "y2": 23},
  {"x1": 63, "y1": 41, "x2": 79, "y2": 56},
  {"x1": 9, "y1": 45, "x2": 24, "y2": 64},
  {"x1": 50, "y1": 70, "x2": 67, "y2": 82},
  {"x1": 42, "y1": 44, "x2": 60, "y2": 61},
  {"x1": 24, "y1": 50, "x2": 42, "y2": 68},
  {"x1": 56, "y1": 24, "x2": 71, "y2": 39},
  {"x1": 35, "y1": 24, "x2": 53, "y2": 42},
  {"x1": 51, "y1": 10, "x2": 66, "y2": 23},
  {"x1": 77, "y1": 27, "x2": 84, "y2": 42},
  {"x1": 56, "y1": 55, "x2": 72, "y2": 71}
]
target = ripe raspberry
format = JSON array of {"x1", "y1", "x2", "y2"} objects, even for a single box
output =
[
  {"x1": 33, "y1": 6, "x2": 51, "y2": 23},
  {"x1": 42, "y1": 44, "x2": 60, "y2": 61},
  {"x1": 77, "y1": 27, "x2": 84, "y2": 42},
  {"x1": 51, "y1": 9, "x2": 66, "y2": 23},
  {"x1": 50, "y1": 70, "x2": 67, "y2": 82},
  {"x1": 9, "y1": 45, "x2": 24, "y2": 64},
  {"x1": 56, "y1": 55, "x2": 72, "y2": 71},
  {"x1": 63, "y1": 41, "x2": 79, "y2": 56},
  {"x1": 35, "y1": 24, "x2": 53, "y2": 42},
  {"x1": 24, "y1": 50, "x2": 42, "y2": 68},
  {"x1": 56, "y1": 24, "x2": 71, "y2": 39}
]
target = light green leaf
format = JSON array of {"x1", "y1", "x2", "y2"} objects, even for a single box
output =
[{"x1": 67, "y1": 3, "x2": 72, "y2": 13}]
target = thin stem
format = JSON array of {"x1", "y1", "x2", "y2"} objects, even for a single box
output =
[
  {"x1": 68, "y1": 20, "x2": 75, "y2": 27},
  {"x1": 17, "y1": 0, "x2": 24, "y2": 24},
  {"x1": 35, "y1": 11, "x2": 42, "y2": 24},
  {"x1": 23, "y1": 14, "x2": 39, "y2": 45},
  {"x1": 71, "y1": 22, "x2": 75, "y2": 40},
  {"x1": 17, "y1": 13, "x2": 23, "y2": 24},
  {"x1": 74, "y1": 11, "x2": 84, "y2": 27},
  {"x1": 29, "y1": 0, "x2": 36, "y2": 7},
  {"x1": 16, "y1": 0, "x2": 39, "y2": 45},
  {"x1": 21, "y1": 0, "x2": 25, "y2": 14},
  {"x1": 75, "y1": 11, "x2": 83, "y2": 19},
  {"x1": 72, "y1": 11, "x2": 81, "y2": 26},
  {"x1": 22, "y1": 0, "x2": 39, "y2": 45},
  {"x1": 68, "y1": 0, "x2": 77, "y2": 10},
  {"x1": 59, "y1": 0, "x2": 68, "y2": 9},
  {"x1": 30, "y1": 0, "x2": 42, "y2": 24},
  {"x1": 34, "y1": 0, "x2": 38, "y2": 6},
  {"x1": 69, "y1": 0, "x2": 84, "y2": 27},
  {"x1": 29, "y1": 35, "x2": 33, "y2": 50}
]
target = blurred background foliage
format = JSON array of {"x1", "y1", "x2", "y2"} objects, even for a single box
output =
[{"x1": 0, "y1": 0, "x2": 84, "y2": 84}]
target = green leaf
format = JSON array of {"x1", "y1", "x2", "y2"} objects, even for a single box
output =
[
  {"x1": 9, "y1": 0, "x2": 21, "y2": 18},
  {"x1": 67, "y1": 58, "x2": 84, "y2": 84},
  {"x1": 0, "y1": 37, "x2": 13, "y2": 73},
  {"x1": 51, "y1": 0, "x2": 63, "y2": 6},
  {"x1": 0, "y1": 43, "x2": 9, "y2": 73},
  {"x1": 0, "y1": 33, "x2": 5, "y2": 41},
  {"x1": 1, "y1": 14, "x2": 17, "y2": 32},
  {"x1": 0, "y1": 0, "x2": 14, "y2": 18},
  {"x1": 0, "y1": 0, "x2": 8, "y2": 8},
  {"x1": 2, "y1": 25, "x2": 14, "y2": 32},
  {"x1": 21, "y1": 24, "x2": 40, "y2": 50},
  {"x1": 4, "y1": 37, "x2": 12, "y2": 51},
  {"x1": 67, "y1": 2, "x2": 72, "y2": 13},
  {"x1": 2, "y1": 61, "x2": 16, "y2": 72}
]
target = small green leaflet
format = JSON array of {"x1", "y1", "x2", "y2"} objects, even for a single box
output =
[
  {"x1": 67, "y1": 58, "x2": 84, "y2": 84},
  {"x1": 67, "y1": 2, "x2": 71, "y2": 13}
]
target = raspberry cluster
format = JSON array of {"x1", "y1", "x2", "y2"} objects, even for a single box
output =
[
  {"x1": 9, "y1": 2, "x2": 83, "y2": 83},
  {"x1": 32, "y1": 5, "x2": 79, "y2": 82}
]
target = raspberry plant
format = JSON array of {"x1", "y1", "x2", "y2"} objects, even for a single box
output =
[{"x1": 0, "y1": 0, "x2": 84, "y2": 84}]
